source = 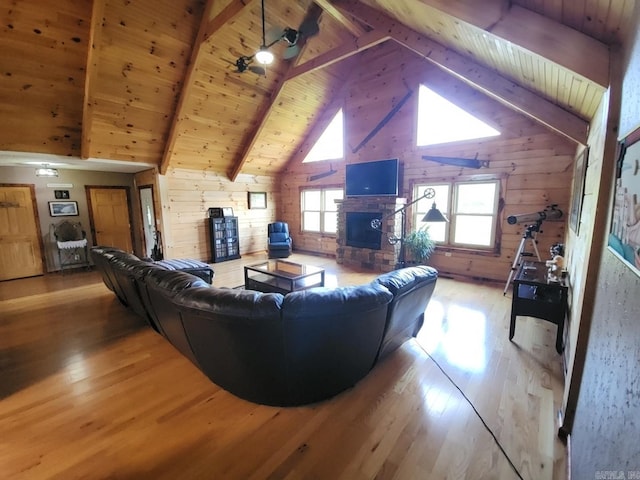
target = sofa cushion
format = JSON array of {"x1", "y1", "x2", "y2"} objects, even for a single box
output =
[
  {"x1": 374, "y1": 265, "x2": 438, "y2": 296},
  {"x1": 175, "y1": 287, "x2": 287, "y2": 405},
  {"x1": 145, "y1": 270, "x2": 210, "y2": 365},
  {"x1": 152, "y1": 258, "x2": 214, "y2": 284},
  {"x1": 281, "y1": 283, "x2": 392, "y2": 405},
  {"x1": 115, "y1": 259, "x2": 167, "y2": 322}
]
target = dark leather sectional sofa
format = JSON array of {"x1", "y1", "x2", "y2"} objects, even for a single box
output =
[{"x1": 90, "y1": 246, "x2": 438, "y2": 406}]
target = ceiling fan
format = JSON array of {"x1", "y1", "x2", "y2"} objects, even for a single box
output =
[{"x1": 228, "y1": 0, "x2": 320, "y2": 75}]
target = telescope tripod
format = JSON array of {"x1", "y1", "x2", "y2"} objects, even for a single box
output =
[{"x1": 503, "y1": 223, "x2": 542, "y2": 295}]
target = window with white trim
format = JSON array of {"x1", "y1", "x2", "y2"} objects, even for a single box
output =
[
  {"x1": 301, "y1": 188, "x2": 344, "y2": 233},
  {"x1": 303, "y1": 109, "x2": 344, "y2": 163},
  {"x1": 414, "y1": 180, "x2": 500, "y2": 249},
  {"x1": 416, "y1": 85, "x2": 500, "y2": 146}
]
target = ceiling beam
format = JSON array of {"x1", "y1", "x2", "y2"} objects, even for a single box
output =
[
  {"x1": 229, "y1": 4, "x2": 324, "y2": 181},
  {"x1": 313, "y1": 0, "x2": 367, "y2": 36},
  {"x1": 228, "y1": 73, "x2": 289, "y2": 181},
  {"x1": 285, "y1": 29, "x2": 389, "y2": 80},
  {"x1": 337, "y1": 1, "x2": 589, "y2": 145},
  {"x1": 415, "y1": 0, "x2": 609, "y2": 88},
  {"x1": 160, "y1": 0, "x2": 253, "y2": 175},
  {"x1": 80, "y1": 0, "x2": 106, "y2": 159},
  {"x1": 202, "y1": 0, "x2": 254, "y2": 42}
]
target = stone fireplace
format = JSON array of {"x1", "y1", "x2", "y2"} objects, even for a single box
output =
[{"x1": 336, "y1": 197, "x2": 406, "y2": 272}]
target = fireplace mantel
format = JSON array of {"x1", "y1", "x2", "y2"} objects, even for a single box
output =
[{"x1": 336, "y1": 197, "x2": 406, "y2": 272}]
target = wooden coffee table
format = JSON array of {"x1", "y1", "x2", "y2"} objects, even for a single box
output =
[{"x1": 244, "y1": 259, "x2": 325, "y2": 294}]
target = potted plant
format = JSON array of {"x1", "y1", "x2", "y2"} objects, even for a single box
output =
[{"x1": 403, "y1": 226, "x2": 435, "y2": 264}]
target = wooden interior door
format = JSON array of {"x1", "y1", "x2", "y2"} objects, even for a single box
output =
[
  {"x1": 0, "y1": 185, "x2": 44, "y2": 281},
  {"x1": 87, "y1": 187, "x2": 134, "y2": 252}
]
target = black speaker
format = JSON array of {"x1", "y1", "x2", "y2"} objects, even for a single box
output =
[{"x1": 208, "y1": 207, "x2": 223, "y2": 218}]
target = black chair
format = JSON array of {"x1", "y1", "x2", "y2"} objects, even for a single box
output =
[{"x1": 267, "y1": 222, "x2": 292, "y2": 258}]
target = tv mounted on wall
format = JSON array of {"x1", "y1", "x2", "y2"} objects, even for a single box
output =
[{"x1": 345, "y1": 158, "x2": 399, "y2": 197}]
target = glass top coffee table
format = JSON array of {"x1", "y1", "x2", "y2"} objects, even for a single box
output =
[{"x1": 244, "y1": 260, "x2": 325, "y2": 294}]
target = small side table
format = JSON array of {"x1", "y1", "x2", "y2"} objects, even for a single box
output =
[{"x1": 509, "y1": 261, "x2": 567, "y2": 354}]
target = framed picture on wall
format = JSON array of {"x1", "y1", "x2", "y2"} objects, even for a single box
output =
[
  {"x1": 248, "y1": 192, "x2": 267, "y2": 209},
  {"x1": 608, "y1": 124, "x2": 640, "y2": 277},
  {"x1": 49, "y1": 201, "x2": 79, "y2": 217}
]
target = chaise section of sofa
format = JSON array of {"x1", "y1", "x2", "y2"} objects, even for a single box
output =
[{"x1": 373, "y1": 265, "x2": 438, "y2": 361}]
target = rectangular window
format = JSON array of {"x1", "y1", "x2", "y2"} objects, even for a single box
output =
[
  {"x1": 414, "y1": 180, "x2": 499, "y2": 249},
  {"x1": 301, "y1": 188, "x2": 343, "y2": 233}
]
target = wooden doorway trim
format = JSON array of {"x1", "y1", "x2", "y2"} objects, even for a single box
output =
[
  {"x1": 137, "y1": 184, "x2": 158, "y2": 258},
  {"x1": 85, "y1": 185, "x2": 135, "y2": 252}
]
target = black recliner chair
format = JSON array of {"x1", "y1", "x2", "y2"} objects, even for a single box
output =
[{"x1": 267, "y1": 222, "x2": 292, "y2": 258}]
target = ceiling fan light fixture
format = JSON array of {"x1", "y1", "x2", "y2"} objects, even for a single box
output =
[{"x1": 255, "y1": 46, "x2": 274, "y2": 65}]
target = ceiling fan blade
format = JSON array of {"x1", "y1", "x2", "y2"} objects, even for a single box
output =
[
  {"x1": 298, "y1": 17, "x2": 319, "y2": 38},
  {"x1": 265, "y1": 26, "x2": 285, "y2": 45},
  {"x1": 249, "y1": 65, "x2": 266, "y2": 76},
  {"x1": 282, "y1": 44, "x2": 300, "y2": 59}
]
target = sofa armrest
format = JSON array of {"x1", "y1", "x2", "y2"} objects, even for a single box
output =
[{"x1": 374, "y1": 266, "x2": 438, "y2": 361}]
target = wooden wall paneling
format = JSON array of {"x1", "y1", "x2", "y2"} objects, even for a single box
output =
[
  {"x1": 0, "y1": 0, "x2": 91, "y2": 156},
  {"x1": 161, "y1": 0, "x2": 254, "y2": 175},
  {"x1": 1, "y1": 0, "x2": 630, "y2": 183},
  {"x1": 164, "y1": 0, "x2": 348, "y2": 179},
  {"x1": 164, "y1": 168, "x2": 277, "y2": 261},
  {"x1": 88, "y1": 0, "x2": 204, "y2": 164},
  {"x1": 355, "y1": 0, "x2": 605, "y2": 123},
  {"x1": 228, "y1": 41, "x2": 333, "y2": 177},
  {"x1": 513, "y1": 0, "x2": 635, "y2": 45},
  {"x1": 560, "y1": 86, "x2": 615, "y2": 432},
  {"x1": 279, "y1": 39, "x2": 577, "y2": 282}
]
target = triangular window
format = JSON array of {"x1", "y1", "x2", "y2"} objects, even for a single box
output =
[
  {"x1": 303, "y1": 109, "x2": 344, "y2": 163},
  {"x1": 416, "y1": 85, "x2": 500, "y2": 146}
]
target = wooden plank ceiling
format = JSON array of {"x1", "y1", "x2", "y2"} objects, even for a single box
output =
[{"x1": 0, "y1": 0, "x2": 635, "y2": 178}]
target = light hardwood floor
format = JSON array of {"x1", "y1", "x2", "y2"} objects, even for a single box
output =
[{"x1": 0, "y1": 252, "x2": 566, "y2": 479}]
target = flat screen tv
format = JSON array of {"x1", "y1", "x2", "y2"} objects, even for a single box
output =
[{"x1": 345, "y1": 159, "x2": 399, "y2": 197}]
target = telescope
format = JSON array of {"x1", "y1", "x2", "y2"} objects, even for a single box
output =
[{"x1": 507, "y1": 205, "x2": 562, "y2": 225}]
